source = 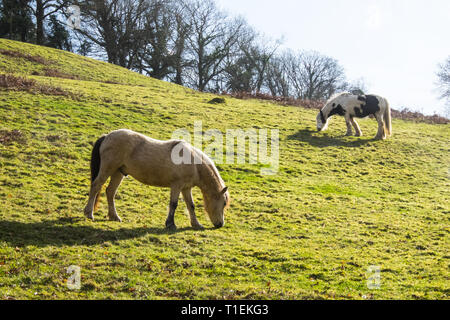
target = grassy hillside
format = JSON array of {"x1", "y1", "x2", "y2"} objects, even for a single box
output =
[{"x1": 0, "y1": 39, "x2": 448, "y2": 300}]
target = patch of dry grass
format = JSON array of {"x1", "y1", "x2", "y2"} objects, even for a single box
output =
[
  {"x1": 0, "y1": 129, "x2": 27, "y2": 146},
  {"x1": 0, "y1": 48, "x2": 51, "y2": 65},
  {"x1": 0, "y1": 73, "x2": 79, "y2": 99}
]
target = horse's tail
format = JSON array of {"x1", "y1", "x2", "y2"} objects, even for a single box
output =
[
  {"x1": 91, "y1": 135, "x2": 106, "y2": 212},
  {"x1": 384, "y1": 98, "x2": 392, "y2": 137}
]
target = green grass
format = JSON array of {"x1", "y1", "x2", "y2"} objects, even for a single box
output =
[{"x1": 0, "y1": 38, "x2": 449, "y2": 300}]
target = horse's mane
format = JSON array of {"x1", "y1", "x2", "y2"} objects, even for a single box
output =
[
  {"x1": 193, "y1": 148, "x2": 225, "y2": 193},
  {"x1": 169, "y1": 141, "x2": 225, "y2": 195},
  {"x1": 193, "y1": 148, "x2": 230, "y2": 212}
]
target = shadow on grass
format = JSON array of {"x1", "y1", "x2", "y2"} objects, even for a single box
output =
[
  {"x1": 0, "y1": 217, "x2": 204, "y2": 247},
  {"x1": 288, "y1": 129, "x2": 374, "y2": 148}
]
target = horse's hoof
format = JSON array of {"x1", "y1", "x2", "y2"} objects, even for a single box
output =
[
  {"x1": 192, "y1": 223, "x2": 204, "y2": 230},
  {"x1": 84, "y1": 207, "x2": 93, "y2": 219},
  {"x1": 109, "y1": 216, "x2": 122, "y2": 222},
  {"x1": 166, "y1": 223, "x2": 177, "y2": 231},
  {"x1": 84, "y1": 212, "x2": 94, "y2": 221}
]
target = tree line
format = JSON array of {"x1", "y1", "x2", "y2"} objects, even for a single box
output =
[{"x1": 1, "y1": 0, "x2": 449, "y2": 109}]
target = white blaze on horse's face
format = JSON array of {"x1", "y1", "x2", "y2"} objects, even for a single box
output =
[
  {"x1": 316, "y1": 112, "x2": 328, "y2": 132},
  {"x1": 316, "y1": 113, "x2": 322, "y2": 131}
]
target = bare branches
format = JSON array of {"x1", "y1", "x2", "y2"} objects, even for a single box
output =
[
  {"x1": 437, "y1": 57, "x2": 450, "y2": 101},
  {"x1": 68, "y1": 0, "x2": 149, "y2": 67},
  {"x1": 264, "y1": 50, "x2": 346, "y2": 100},
  {"x1": 436, "y1": 56, "x2": 450, "y2": 117},
  {"x1": 182, "y1": 0, "x2": 245, "y2": 92},
  {"x1": 51, "y1": 0, "x2": 354, "y2": 101},
  {"x1": 222, "y1": 27, "x2": 281, "y2": 94}
]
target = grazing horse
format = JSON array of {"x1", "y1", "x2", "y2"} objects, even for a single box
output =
[
  {"x1": 316, "y1": 92, "x2": 392, "y2": 139},
  {"x1": 83, "y1": 129, "x2": 230, "y2": 230}
]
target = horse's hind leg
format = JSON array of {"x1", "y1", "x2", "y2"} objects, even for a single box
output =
[
  {"x1": 165, "y1": 186, "x2": 181, "y2": 230},
  {"x1": 182, "y1": 188, "x2": 204, "y2": 230},
  {"x1": 84, "y1": 155, "x2": 122, "y2": 220},
  {"x1": 106, "y1": 171, "x2": 124, "y2": 222},
  {"x1": 374, "y1": 112, "x2": 386, "y2": 140},
  {"x1": 84, "y1": 173, "x2": 109, "y2": 221}
]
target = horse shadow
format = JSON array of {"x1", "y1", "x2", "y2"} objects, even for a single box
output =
[
  {"x1": 287, "y1": 129, "x2": 374, "y2": 148},
  {"x1": 0, "y1": 217, "x2": 204, "y2": 248}
]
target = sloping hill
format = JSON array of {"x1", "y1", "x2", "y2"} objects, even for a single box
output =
[{"x1": 0, "y1": 39, "x2": 448, "y2": 299}]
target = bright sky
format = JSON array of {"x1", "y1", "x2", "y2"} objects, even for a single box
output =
[{"x1": 216, "y1": 0, "x2": 450, "y2": 115}]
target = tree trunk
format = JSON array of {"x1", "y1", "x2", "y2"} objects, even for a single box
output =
[{"x1": 36, "y1": 0, "x2": 44, "y2": 44}]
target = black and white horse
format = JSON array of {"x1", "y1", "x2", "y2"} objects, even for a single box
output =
[{"x1": 316, "y1": 92, "x2": 392, "y2": 140}]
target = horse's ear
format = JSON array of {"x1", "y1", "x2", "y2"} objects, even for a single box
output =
[{"x1": 221, "y1": 187, "x2": 228, "y2": 195}]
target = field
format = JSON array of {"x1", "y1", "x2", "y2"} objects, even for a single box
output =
[{"x1": 0, "y1": 39, "x2": 448, "y2": 300}]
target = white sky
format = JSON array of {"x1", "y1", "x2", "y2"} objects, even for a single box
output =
[{"x1": 216, "y1": 0, "x2": 450, "y2": 115}]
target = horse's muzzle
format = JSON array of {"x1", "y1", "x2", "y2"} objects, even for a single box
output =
[{"x1": 214, "y1": 222, "x2": 224, "y2": 228}]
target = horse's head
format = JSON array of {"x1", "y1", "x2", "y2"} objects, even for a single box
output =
[
  {"x1": 316, "y1": 109, "x2": 329, "y2": 131},
  {"x1": 204, "y1": 187, "x2": 229, "y2": 228}
]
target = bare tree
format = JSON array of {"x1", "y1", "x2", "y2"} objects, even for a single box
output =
[
  {"x1": 224, "y1": 27, "x2": 280, "y2": 93},
  {"x1": 264, "y1": 50, "x2": 347, "y2": 100},
  {"x1": 133, "y1": 0, "x2": 174, "y2": 79},
  {"x1": 132, "y1": 0, "x2": 190, "y2": 83},
  {"x1": 168, "y1": 1, "x2": 190, "y2": 85},
  {"x1": 223, "y1": 51, "x2": 255, "y2": 93},
  {"x1": 247, "y1": 35, "x2": 280, "y2": 93},
  {"x1": 296, "y1": 50, "x2": 346, "y2": 100},
  {"x1": 27, "y1": 0, "x2": 67, "y2": 45},
  {"x1": 265, "y1": 53, "x2": 290, "y2": 97},
  {"x1": 437, "y1": 57, "x2": 450, "y2": 116},
  {"x1": 71, "y1": 0, "x2": 149, "y2": 68},
  {"x1": 183, "y1": 0, "x2": 245, "y2": 92},
  {"x1": 222, "y1": 25, "x2": 256, "y2": 93},
  {"x1": 283, "y1": 50, "x2": 305, "y2": 98}
]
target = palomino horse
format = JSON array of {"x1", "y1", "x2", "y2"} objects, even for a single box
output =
[
  {"x1": 84, "y1": 129, "x2": 230, "y2": 230},
  {"x1": 316, "y1": 92, "x2": 392, "y2": 140}
]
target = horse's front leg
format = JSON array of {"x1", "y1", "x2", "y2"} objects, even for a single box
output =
[
  {"x1": 165, "y1": 186, "x2": 181, "y2": 230},
  {"x1": 345, "y1": 116, "x2": 353, "y2": 136},
  {"x1": 182, "y1": 188, "x2": 204, "y2": 230},
  {"x1": 350, "y1": 117, "x2": 362, "y2": 137}
]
